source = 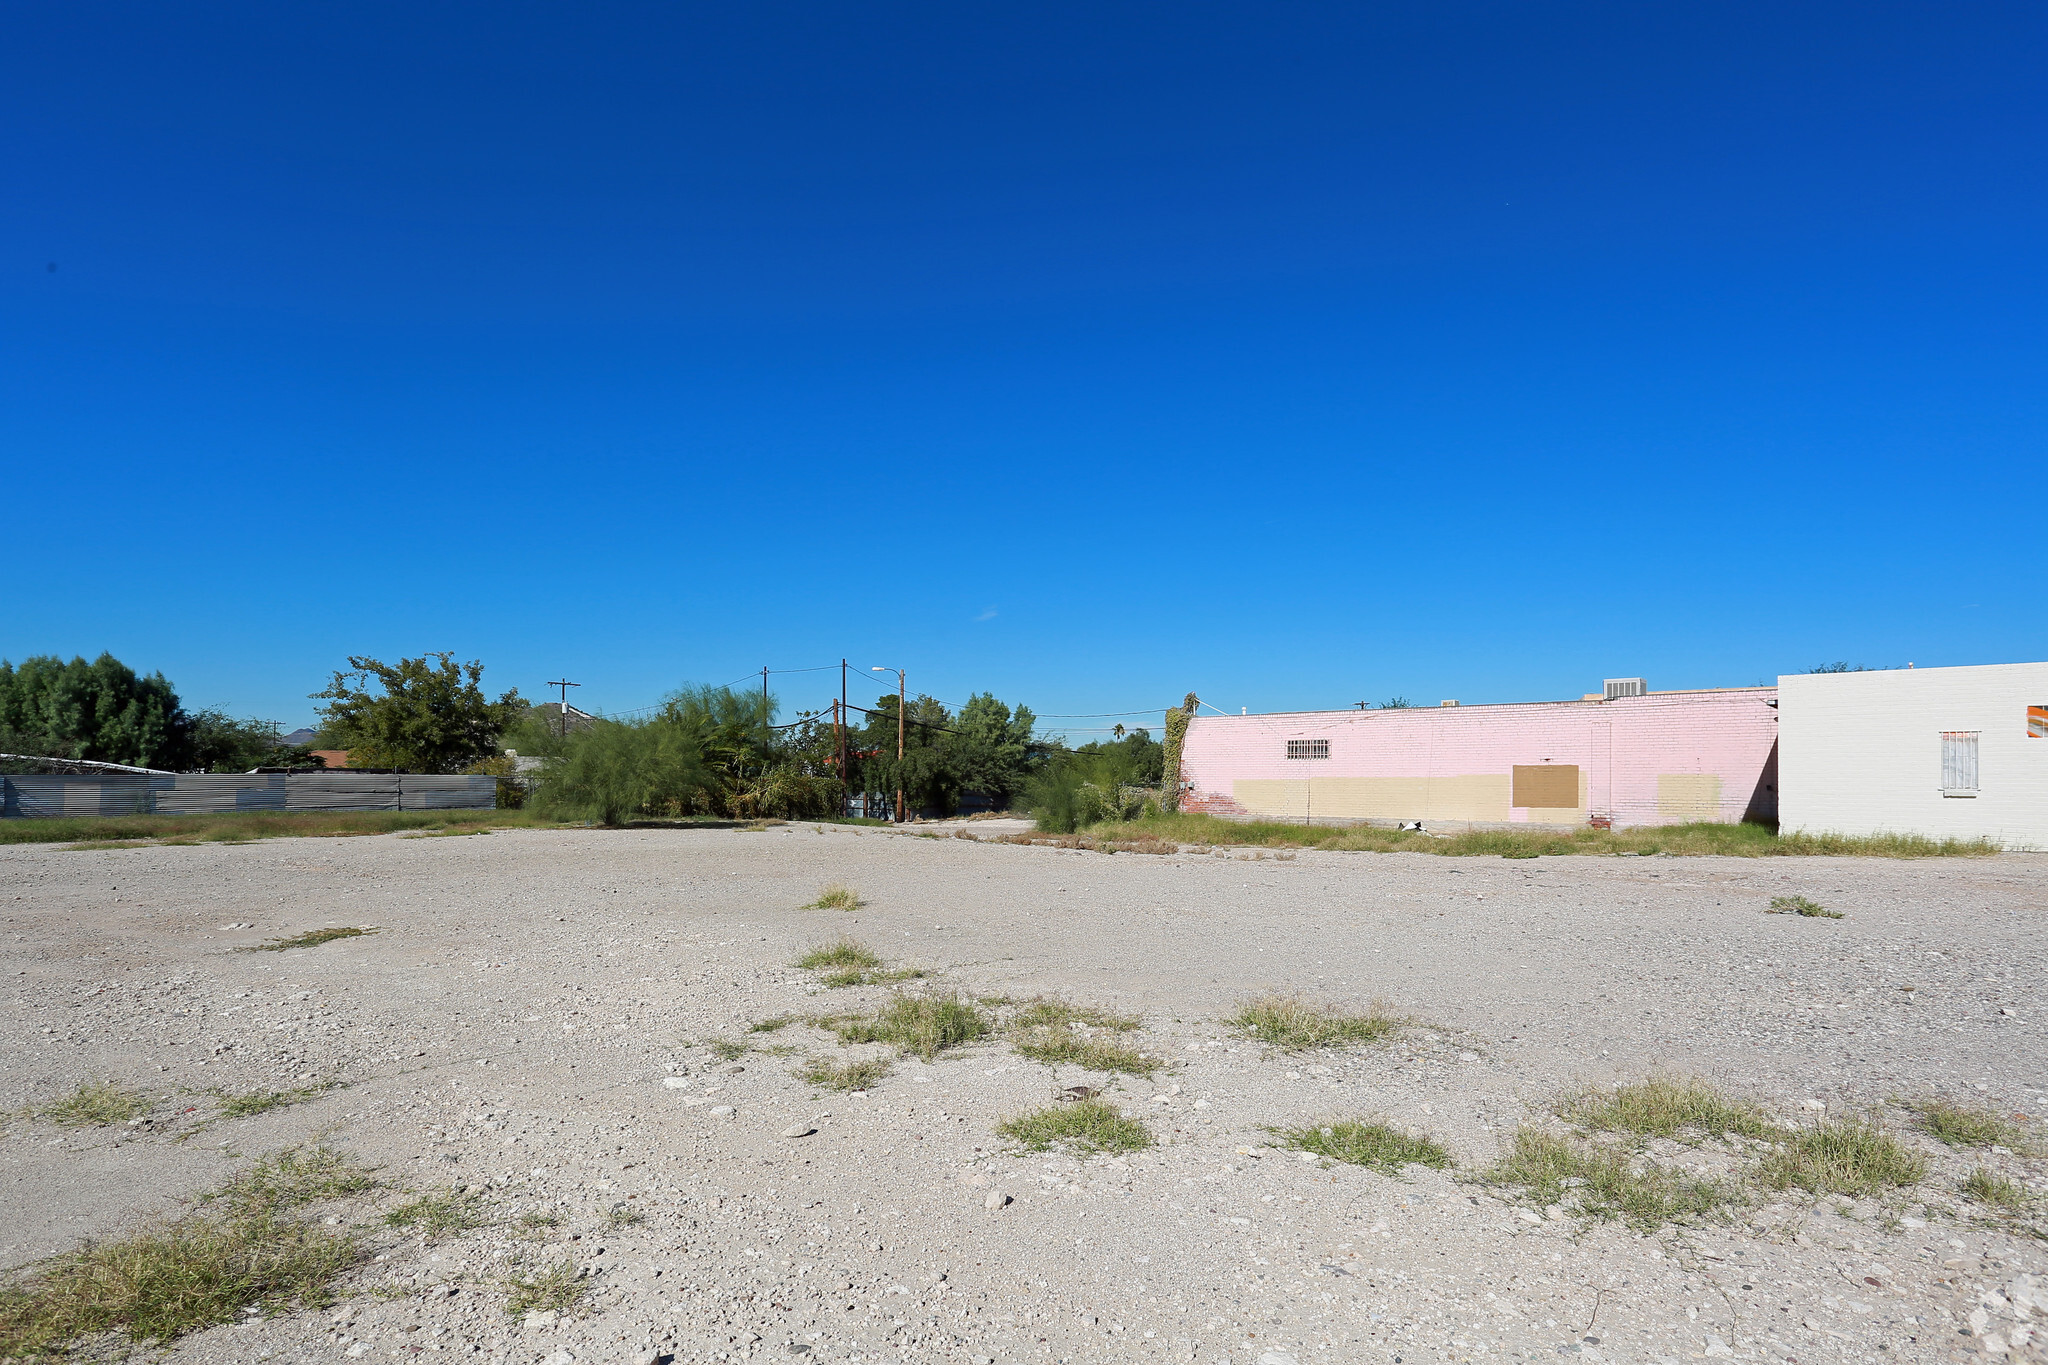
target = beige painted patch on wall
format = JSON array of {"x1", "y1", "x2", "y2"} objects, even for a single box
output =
[{"x1": 1657, "y1": 773, "x2": 1723, "y2": 820}]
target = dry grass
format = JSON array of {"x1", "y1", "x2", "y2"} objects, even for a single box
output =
[
  {"x1": 1079, "y1": 811, "x2": 2001, "y2": 858},
  {"x1": 1767, "y1": 894, "x2": 1842, "y2": 918},
  {"x1": 1272, "y1": 1119, "x2": 1452, "y2": 1175},
  {"x1": 33, "y1": 1078, "x2": 151, "y2": 1127},
  {"x1": 0, "y1": 1146, "x2": 373, "y2": 1357},
  {"x1": 2, "y1": 808, "x2": 567, "y2": 848},
  {"x1": 1909, "y1": 1098, "x2": 2030, "y2": 1150},
  {"x1": 804, "y1": 883, "x2": 865, "y2": 911},
  {"x1": 823, "y1": 991, "x2": 990, "y2": 1061},
  {"x1": 996, "y1": 1098, "x2": 1153, "y2": 1154},
  {"x1": 794, "y1": 935, "x2": 928, "y2": 988},
  {"x1": 1961, "y1": 1168, "x2": 2032, "y2": 1210},
  {"x1": 1756, "y1": 1120, "x2": 1927, "y2": 1197},
  {"x1": 1489, "y1": 1128, "x2": 1736, "y2": 1229},
  {"x1": 383, "y1": 1187, "x2": 489, "y2": 1239},
  {"x1": 1226, "y1": 992, "x2": 1402, "y2": 1051},
  {"x1": 213, "y1": 1080, "x2": 339, "y2": 1119},
  {"x1": 1558, "y1": 1077, "x2": 1777, "y2": 1142},
  {"x1": 798, "y1": 1056, "x2": 893, "y2": 1091},
  {"x1": 244, "y1": 926, "x2": 378, "y2": 952},
  {"x1": 501, "y1": 1261, "x2": 585, "y2": 1318},
  {"x1": 1006, "y1": 997, "x2": 1156, "y2": 1076}
]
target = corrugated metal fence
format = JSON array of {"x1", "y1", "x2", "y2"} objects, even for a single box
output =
[{"x1": 1, "y1": 773, "x2": 497, "y2": 819}]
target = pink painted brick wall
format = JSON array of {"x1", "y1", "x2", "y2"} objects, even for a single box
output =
[{"x1": 1179, "y1": 689, "x2": 1778, "y2": 829}]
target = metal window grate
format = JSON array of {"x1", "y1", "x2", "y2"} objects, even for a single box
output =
[
  {"x1": 1286, "y1": 739, "x2": 1329, "y2": 760},
  {"x1": 1940, "y1": 732, "x2": 1979, "y2": 793}
]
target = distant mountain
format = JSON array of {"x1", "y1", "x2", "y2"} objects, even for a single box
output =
[{"x1": 279, "y1": 728, "x2": 320, "y2": 747}]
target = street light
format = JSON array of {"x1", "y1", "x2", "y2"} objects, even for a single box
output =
[{"x1": 871, "y1": 666, "x2": 905, "y2": 822}]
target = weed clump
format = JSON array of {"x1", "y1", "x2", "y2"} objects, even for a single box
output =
[
  {"x1": 702, "y1": 1038, "x2": 751, "y2": 1062},
  {"x1": 1226, "y1": 993, "x2": 1401, "y2": 1051},
  {"x1": 1273, "y1": 1120, "x2": 1451, "y2": 1175},
  {"x1": 1961, "y1": 1168, "x2": 2032, "y2": 1210},
  {"x1": 825, "y1": 992, "x2": 990, "y2": 1061},
  {"x1": 1490, "y1": 1128, "x2": 1736, "y2": 1229},
  {"x1": 1766, "y1": 895, "x2": 1842, "y2": 919},
  {"x1": 0, "y1": 1146, "x2": 373, "y2": 1357},
  {"x1": 1558, "y1": 1077, "x2": 1776, "y2": 1142},
  {"x1": 383, "y1": 1187, "x2": 488, "y2": 1239},
  {"x1": 214, "y1": 1080, "x2": 338, "y2": 1119},
  {"x1": 1007, "y1": 997, "x2": 1155, "y2": 1076},
  {"x1": 799, "y1": 1057, "x2": 892, "y2": 1092},
  {"x1": 804, "y1": 884, "x2": 864, "y2": 911},
  {"x1": 1756, "y1": 1120, "x2": 1927, "y2": 1197},
  {"x1": 997, "y1": 1098, "x2": 1153, "y2": 1155},
  {"x1": 34, "y1": 1079, "x2": 150, "y2": 1127},
  {"x1": 244, "y1": 926, "x2": 378, "y2": 952},
  {"x1": 1910, "y1": 1099, "x2": 2029, "y2": 1151},
  {"x1": 795, "y1": 936, "x2": 927, "y2": 988},
  {"x1": 502, "y1": 1261, "x2": 585, "y2": 1318}
]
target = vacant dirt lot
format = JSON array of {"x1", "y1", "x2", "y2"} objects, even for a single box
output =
[{"x1": 3, "y1": 824, "x2": 2044, "y2": 1364}]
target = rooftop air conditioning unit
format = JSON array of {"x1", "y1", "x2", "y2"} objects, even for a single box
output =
[{"x1": 1604, "y1": 678, "x2": 1648, "y2": 700}]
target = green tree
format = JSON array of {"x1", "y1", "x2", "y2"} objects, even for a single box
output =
[
  {"x1": 311, "y1": 654, "x2": 525, "y2": 772},
  {"x1": 945, "y1": 693, "x2": 1038, "y2": 807},
  {"x1": 187, "y1": 711, "x2": 325, "y2": 772},
  {"x1": 1073, "y1": 727, "x2": 1163, "y2": 785},
  {"x1": 0, "y1": 653, "x2": 190, "y2": 769}
]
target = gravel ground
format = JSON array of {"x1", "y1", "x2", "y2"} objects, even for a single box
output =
[{"x1": 3, "y1": 823, "x2": 2045, "y2": 1365}]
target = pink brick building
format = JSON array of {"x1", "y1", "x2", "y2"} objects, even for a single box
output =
[{"x1": 1178, "y1": 685, "x2": 1779, "y2": 830}]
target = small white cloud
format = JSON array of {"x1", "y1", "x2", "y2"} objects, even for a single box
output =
[{"x1": 974, "y1": 607, "x2": 999, "y2": 621}]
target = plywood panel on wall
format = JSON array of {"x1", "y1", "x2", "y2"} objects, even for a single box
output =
[{"x1": 1512, "y1": 764, "x2": 1580, "y2": 808}]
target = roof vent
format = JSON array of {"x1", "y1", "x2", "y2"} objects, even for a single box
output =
[{"x1": 1604, "y1": 677, "x2": 1647, "y2": 700}]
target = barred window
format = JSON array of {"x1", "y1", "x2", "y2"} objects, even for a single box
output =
[
  {"x1": 1286, "y1": 739, "x2": 1329, "y2": 760},
  {"x1": 1940, "y1": 731, "x2": 1979, "y2": 795}
]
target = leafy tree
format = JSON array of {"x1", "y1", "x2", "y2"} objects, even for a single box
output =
[
  {"x1": 0, "y1": 653, "x2": 190, "y2": 770},
  {"x1": 188, "y1": 710, "x2": 325, "y2": 771},
  {"x1": 947, "y1": 693, "x2": 1038, "y2": 806},
  {"x1": 1073, "y1": 727, "x2": 1163, "y2": 785},
  {"x1": 311, "y1": 654, "x2": 525, "y2": 772}
]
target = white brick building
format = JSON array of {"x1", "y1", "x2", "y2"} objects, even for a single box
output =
[{"x1": 1777, "y1": 662, "x2": 2048, "y2": 849}]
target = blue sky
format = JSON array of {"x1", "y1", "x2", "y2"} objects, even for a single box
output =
[{"x1": 5, "y1": 3, "x2": 2043, "y2": 738}]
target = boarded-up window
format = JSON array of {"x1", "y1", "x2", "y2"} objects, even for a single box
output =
[{"x1": 1512, "y1": 764, "x2": 1579, "y2": 808}]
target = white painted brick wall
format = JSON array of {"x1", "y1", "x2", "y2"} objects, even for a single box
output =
[{"x1": 1777, "y1": 662, "x2": 2048, "y2": 848}]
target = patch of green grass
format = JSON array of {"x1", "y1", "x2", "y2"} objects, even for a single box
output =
[
  {"x1": 824, "y1": 991, "x2": 991, "y2": 1061},
  {"x1": 0, "y1": 808, "x2": 571, "y2": 847},
  {"x1": 702, "y1": 1038, "x2": 751, "y2": 1062},
  {"x1": 603, "y1": 1204, "x2": 645, "y2": 1230},
  {"x1": 1910, "y1": 1098, "x2": 2028, "y2": 1150},
  {"x1": 1489, "y1": 1128, "x2": 1736, "y2": 1229},
  {"x1": 34, "y1": 1078, "x2": 150, "y2": 1127},
  {"x1": 0, "y1": 1147, "x2": 373, "y2": 1356},
  {"x1": 1075, "y1": 811, "x2": 2001, "y2": 859},
  {"x1": 1226, "y1": 992, "x2": 1402, "y2": 1051},
  {"x1": 1272, "y1": 1119, "x2": 1452, "y2": 1174},
  {"x1": 501, "y1": 1261, "x2": 585, "y2": 1318},
  {"x1": 515, "y1": 1211, "x2": 560, "y2": 1233},
  {"x1": 1558, "y1": 1077, "x2": 1776, "y2": 1142},
  {"x1": 383, "y1": 1187, "x2": 488, "y2": 1239},
  {"x1": 1005, "y1": 999, "x2": 1155, "y2": 1075},
  {"x1": 1756, "y1": 1120, "x2": 1927, "y2": 1197},
  {"x1": 212, "y1": 1080, "x2": 339, "y2": 1119},
  {"x1": 1767, "y1": 895, "x2": 1842, "y2": 918},
  {"x1": 243, "y1": 926, "x2": 378, "y2": 952},
  {"x1": 748, "y1": 1016, "x2": 796, "y2": 1034},
  {"x1": 819, "y1": 965, "x2": 929, "y2": 988},
  {"x1": 796, "y1": 937, "x2": 881, "y2": 971},
  {"x1": 1961, "y1": 1168, "x2": 2032, "y2": 1210},
  {"x1": 804, "y1": 883, "x2": 864, "y2": 911},
  {"x1": 204, "y1": 1146, "x2": 378, "y2": 1216},
  {"x1": 798, "y1": 1056, "x2": 893, "y2": 1091},
  {"x1": 996, "y1": 1098, "x2": 1153, "y2": 1155}
]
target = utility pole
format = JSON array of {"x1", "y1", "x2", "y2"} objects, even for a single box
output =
[
  {"x1": 871, "y1": 665, "x2": 905, "y2": 822},
  {"x1": 761, "y1": 667, "x2": 770, "y2": 744},
  {"x1": 546, "y1": 679, "x2": 580, "y2": 738}
]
